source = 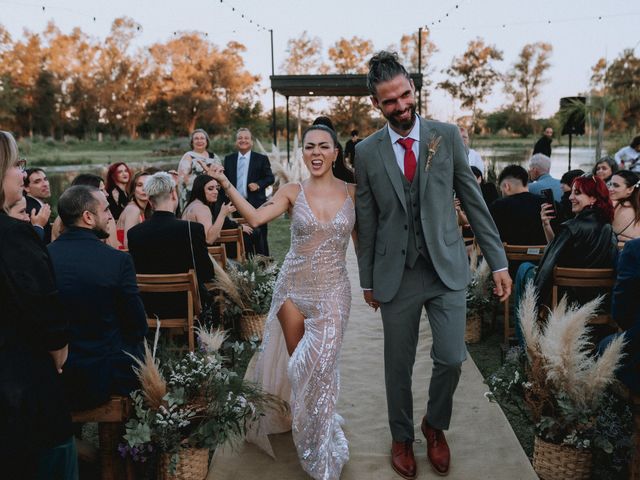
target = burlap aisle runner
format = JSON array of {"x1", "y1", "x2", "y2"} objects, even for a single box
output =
[{"x1": 208, "y1": 243, "x2": 537, "y2": 479}]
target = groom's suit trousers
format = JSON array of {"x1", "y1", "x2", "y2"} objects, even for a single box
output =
[{"x1": 380, "y1": 255, "x2": 467, "y2": 442}]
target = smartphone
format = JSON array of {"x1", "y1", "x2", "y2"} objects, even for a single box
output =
[{"x1": 540, "y1": 188, "x2": 557, "y2": 217}]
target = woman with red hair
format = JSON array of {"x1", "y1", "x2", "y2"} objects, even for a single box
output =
[
  {"x1": 105, "y1": 162, "x2": 131, "y2": 220},
  {"x1": 513, "y1": 174, "x2": 618, "y2": 344},
  {"x1": 534, "y1": 173, "x2": 617, "y2": 302}
]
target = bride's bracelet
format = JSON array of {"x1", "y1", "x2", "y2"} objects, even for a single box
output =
[{"x1": 221, "y1": 180, "x2": 231, "y2": 191}]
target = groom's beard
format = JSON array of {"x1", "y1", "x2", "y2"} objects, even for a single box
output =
[{"x1": 385, "y1": 103, "x2": 417, "y2": 132}]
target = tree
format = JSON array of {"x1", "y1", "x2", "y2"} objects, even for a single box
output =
[
  {"x1": 43, "y1": 23, "x2": 100, "y2": 137},
  {"x1": 32, "y1": 70, "x2": 57, "y2": 137},
  {"x1": 281, "y1": 31, "x2": 323, "y2": 139},
  {"x1": 149, "y1": 34, "x2": 257, "y2": 134},
  {"x1": 327, "y1": 36, "x2": 374, "y2": 134},
  {"x1": 93, "y1": 17, "x2": 155, "y2": 138},
  {"x1": 438, "y1": 38, "x2": 503, "y2": 127},
  {"x1": 390, "y1": 30, "x2": 438, "y2": 114},
  {"x1": 0, "y1": 30, "x2": 45, "y2": 136},
  {"x1": 604, "y1": 49, "x2": 640, "y2": 131},
  {"x1": 503, "y1": 42, "x2": 553, "y2": 122}
]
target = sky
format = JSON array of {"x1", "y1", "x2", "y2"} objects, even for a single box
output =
[{"x1": 1, "y1": 0, "x2": 638, "y2": 122}]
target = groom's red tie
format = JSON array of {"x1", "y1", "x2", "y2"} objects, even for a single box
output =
[{"x1": 397, "y1": 137, "x2": 416, "y2": 183}]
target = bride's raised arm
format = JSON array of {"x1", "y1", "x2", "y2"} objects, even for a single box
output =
[{"x1": 203, "y1": 162, "x2": 296, "y2": 228}]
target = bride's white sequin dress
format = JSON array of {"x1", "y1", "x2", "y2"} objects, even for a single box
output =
[{"x1": 246, "y1": 182, "x2": 354, "y2": 480}]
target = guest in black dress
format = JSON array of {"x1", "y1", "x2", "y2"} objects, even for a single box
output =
[{"x1": 0, "y1": 131, "x2": 77, "y2": 478}]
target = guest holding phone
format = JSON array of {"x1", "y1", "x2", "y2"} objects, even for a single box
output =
[{"x1": 513, "y1": 174, "x2": 618, "y2": 344}]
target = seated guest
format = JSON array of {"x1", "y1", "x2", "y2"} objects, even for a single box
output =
[
  {"x1": 592, "y1": 156, "x2": 619, "y2": 184},
  {"x1": 0, "y1": 131, "x2": 77, "y2": 477},
  {"x1": 513, "y1": 174, "x2": 618, "y2": 344},
  {"x1": 490, "y1": 165, "x2": 547, "y2": 278},
  {"x1": 614, "y1": 136, "x2": 640, "y2": 170},
  {"x1": 182, "y1": 174, "x2": 238, "y2": 244},
  {"x1": 607, "y1": 170, "x2": 640, "y2": 245},
  {"x1": 558, "y1": 169, "x2": 584, "y2": 221},
  {"x1": 6, "y1": 195, "x2": 50, "y2": 241},
  {"x1": 527, "y1": 153, "x2": 562, "y2": 202},
  {"x1": 491, "y1": 165, "x2": 547, "y2": 246},
  {"x1": 52, "y1": 173, "x2": 119, "y2": 248},
  {"x1": 128, "y1": 172, "x2": 215, "y2": 319},
  {"x1": 470, "y1": 166, "x2": 499, "y2": 206},
  {"x1": 116, "y1": 170, "x2": 151, "y2": 249},
  {"x1": 598, "y1": 237, "x2": 640, "y2": 394},
  {"x1": 24, "y1": 167, "x2": 53, "y2": 243},
  {"x1": 105, "y1": 162, "x2": 131, "y2": 220},
  {"x1": 48, "y1": 185, "x2": 147, "y2": 410}
]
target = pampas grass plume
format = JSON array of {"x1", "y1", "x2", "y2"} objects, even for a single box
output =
[
  {"x1": 196, "y1": 324, "x2": 228, "y2": 353},
  {"x1": 128, "y1": 342, "x2": 166, "y2": 410}
]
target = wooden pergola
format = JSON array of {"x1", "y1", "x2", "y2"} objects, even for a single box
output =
[{"x1": 269, "y1": 73, "x2": 423, "y2": 160}]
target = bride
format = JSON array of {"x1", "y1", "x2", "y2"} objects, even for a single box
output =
[{"x1": 206, "y1": 124, "x2": 355, "y2": 479}]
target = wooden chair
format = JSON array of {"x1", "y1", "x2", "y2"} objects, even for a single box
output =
[
  {"x1": 71, "y1": 396, "x2": 133, "y2": 480},
  {"x1": 551, "y1": 266, "x2": 616, "y2": 326},
  {"x1": 502, "y1": 244, "x2": 546, "y2": 344},
  {"x1": 136, "y1": 269, "x2": 201, "y2": 351},
  {"x1": 208, "y1": 244, "x2": 227, "y2": 270},
  {"x1": 216, "y1": 226, "x2": 246, "y2": 262}
]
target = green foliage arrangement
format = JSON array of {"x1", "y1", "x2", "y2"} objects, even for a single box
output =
[{"x1": 119, "y1": 327, "x2": 282, "y2": 470}]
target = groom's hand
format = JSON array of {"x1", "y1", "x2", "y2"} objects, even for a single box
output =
[
  {"x1": 363, "y1": 290, "x2": 380, "y2": 311},
  {"x1": 492, "y1": 270, "x2": 512, "y2": 303}
]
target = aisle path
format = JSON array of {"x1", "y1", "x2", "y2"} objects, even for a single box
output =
[{"x1": 209, "y1": 244, "x2": 537, "y2": 479}]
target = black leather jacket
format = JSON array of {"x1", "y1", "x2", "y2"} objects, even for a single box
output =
[{"x1": 534, "y1": 208, "x2": 618, "y2": 305}]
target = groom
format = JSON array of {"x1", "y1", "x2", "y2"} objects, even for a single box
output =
[{"x1": 355, "y1": 51, "x2": 511, "y2": 479}]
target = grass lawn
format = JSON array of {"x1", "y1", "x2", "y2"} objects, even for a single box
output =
[{"x1": 267, "y1": 215, "x2": 291, "y2": 265}]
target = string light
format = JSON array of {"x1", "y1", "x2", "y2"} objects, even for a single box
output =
[
  {"x1": 426, "y1": 1, "x2": 464, "y2": 27},
  {"x1": 218, "y1": 0, "x2": 270, "y2": 32},
  {"x1": 427, "y1": 11, "x2": 640, "y2": 32}
]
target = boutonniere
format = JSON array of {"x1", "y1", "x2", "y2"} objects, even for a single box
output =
[{"x1": 425, "y1": 135, "x2": 442, "y2": 172}]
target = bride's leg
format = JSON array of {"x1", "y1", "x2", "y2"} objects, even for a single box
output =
[{"x1": 277, "y1": 299, "x2": 305, "y2": 356}]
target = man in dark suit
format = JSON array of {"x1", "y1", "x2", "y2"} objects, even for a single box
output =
[
  {"x1": 128, "y1": 172, "x2": 214, "y2": 319},
  {"x1": 223, "y1": 128, "x2": 274, "y2": 256},
  {"x1": 48, "y1": 185, "x2": 148, "y2": 410},
  {"x1": 24, "y1": 167, "x2": 52, "y2": 243}
]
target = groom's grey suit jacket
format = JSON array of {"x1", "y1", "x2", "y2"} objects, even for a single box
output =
[{"x1": 354, "y1": 117, "x2": 507, "y2": 303}]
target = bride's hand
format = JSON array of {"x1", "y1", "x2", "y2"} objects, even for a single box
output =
[{"x1": 199, "y1": 161, "x2": 228, "y2": 184}]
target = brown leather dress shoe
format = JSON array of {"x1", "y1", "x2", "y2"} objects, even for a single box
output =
[
  {"x1": 391, "y1": 440, "x2": 417, "y2": 479},
  {"x1": 421, "y1": 418, "x2": 451, "y2": 476}
]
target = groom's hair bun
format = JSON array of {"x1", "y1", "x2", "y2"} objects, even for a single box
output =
[{"x1": 367, "y1": 51, "x2": 410, "y2": 97}]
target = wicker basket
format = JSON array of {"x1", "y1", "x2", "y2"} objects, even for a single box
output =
[
  {"x1": 464, "y1": 312, "x2": 482, "y2": 343},
  {"x1": 158, "y1": 448, "x2": 209, "y2": 480},
  {"x1": 239, "y1": 312, "x2": 267, "y2": 341},
  {"x1": 533, "y1": 436, "x2": 592, "y2": 480}
]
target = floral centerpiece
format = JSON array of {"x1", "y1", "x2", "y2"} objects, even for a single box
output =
[
  {"x1": 120, "y1": 326, "x2": 284, "y2": 478},
  {"x1": 213, "y1": 255, "x2": 278, "y2": 340},
  {"x1": 487, "y1": 283, "x2": 631, "y2": 479}
]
